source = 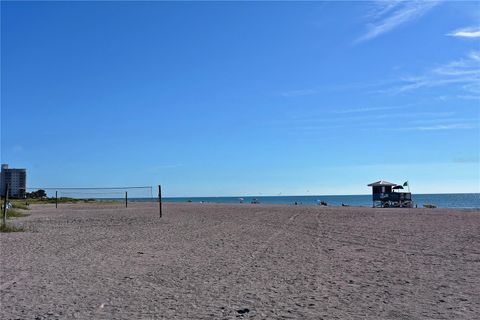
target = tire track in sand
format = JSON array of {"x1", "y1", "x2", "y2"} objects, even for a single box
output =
[
  {"x1": 215, "y1": 211, "x2": 302, "y2": 315},
  {"x1": 314, "y1": 210, "x2": 355, "y2": 320}
]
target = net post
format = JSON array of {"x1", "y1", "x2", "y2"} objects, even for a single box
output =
[
  {"x1": 158, "y1": 185, "x2": 162, "y2": 218},
  {"x1": 125, "y1": 191, "x2": 128, "y2": 208},
  {"x1": 55, "y1": 191, "x2": 58, "y2": 208},
  {"x1": 2, "y1": 184, "x2": 9, "y2": 226}
]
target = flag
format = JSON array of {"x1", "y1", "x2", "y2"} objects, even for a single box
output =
[{"x1": 403, "y1": 181, "x2": 409, "y2": 187}]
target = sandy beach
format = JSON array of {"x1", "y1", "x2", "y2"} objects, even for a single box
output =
[{"x1": 1, "y1": 202, "x2": 479, "y2": 319}]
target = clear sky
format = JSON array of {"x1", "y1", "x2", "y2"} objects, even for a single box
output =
[{"x1": 1, "y1": 1, "x2": 479, "y2": 196}]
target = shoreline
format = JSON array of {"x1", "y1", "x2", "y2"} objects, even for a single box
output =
[
  {"x1": 17, "y1": 193, "x2": 479, "y2": 209},
  {"x1": 18, "y1": 199, "x2": 480, "y2": 210}
]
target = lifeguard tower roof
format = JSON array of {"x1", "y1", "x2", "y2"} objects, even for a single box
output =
[{"x1": 367, "y1": 180, "x2": 397, "y2": 187}]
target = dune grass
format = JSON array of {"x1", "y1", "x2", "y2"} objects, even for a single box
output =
[
  {"x1": 0, "y1": 201, "x2": 28, "y2": 232},
  {"x1": 23, "y1": 198, "x2": 82, "y2": 204},
  {"x1": 6, "y1": 208, "x2": 29, "y2": 218},
  {"x1": 0, "y1": 201, "x2": 30, "y2": 218},
  {"x1": 11, "y1": 200, "x2": 29, "y2": 210},
  {"x1": 0, "y1": 223, "x2": 25, "y2": 232},
  {"x1": 23, "y1": 198, "x2": 118, "y2": 205}
]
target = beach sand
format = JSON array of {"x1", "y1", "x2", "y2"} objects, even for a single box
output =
[{"x1": 1, "y1": 202, "x2": 479, "y2": 319}]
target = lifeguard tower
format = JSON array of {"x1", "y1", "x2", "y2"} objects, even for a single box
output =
[{"x1": 367, "y1": 180, "x2": 412, "y2": 208}]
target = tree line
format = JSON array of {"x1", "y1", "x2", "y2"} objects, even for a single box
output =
[{"x1": 26, "y1": 189, "x2": 47, "y2": 199}]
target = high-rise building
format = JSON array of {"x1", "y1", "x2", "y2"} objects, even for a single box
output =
[{"x1": 0, "y1": 164, "x2": 27, "y2": 198}]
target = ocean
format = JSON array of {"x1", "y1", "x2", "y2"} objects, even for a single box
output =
[{"x1": 158, "y1": 193, "x2": 480, "y2": 209}]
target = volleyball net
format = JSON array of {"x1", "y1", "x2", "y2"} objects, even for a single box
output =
[{"x1": 25, "y1": 186, "x2": 155, "y2": 202}]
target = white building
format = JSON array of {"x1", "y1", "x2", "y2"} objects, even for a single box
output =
[{"x1": 0, "y1": 164, "x2": 27, "y2": 198}]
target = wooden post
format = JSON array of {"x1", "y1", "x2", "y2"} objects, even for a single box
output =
[
  {"x1": 158, "y1": 185, "x2": 162, "y2": 218},
  {"x1": 125, "y1": 191, "x2": 128, "y2": 208},
  {"x1": 55, "y1": 191, "x2": 58, "y2": 208},
  {"x1": 3, "y1": 184, "x2": 9, "y2": 226}
]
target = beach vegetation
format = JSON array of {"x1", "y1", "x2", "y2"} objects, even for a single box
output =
[
  {"x1": 0, "y1": 201, "x2": 29, "y2": 218},
  {"x1": 21, "y1": 197, "x2": 119, "y2": 205},
  {"x1": 6, "y1": 208, "x2": 29, "y2": 218},
  {"x1": 23, "y1": 197, "x2": 80, "y2": 204},
  {"x1": 0, "y1": 223, "x2": 25, "y2": 233},
  {"x1": 11, "y1": 201, "x2": 29, "y2": 210},
  {"x1": 26, "y1": 189, "x2": 47, "y2": 199}
]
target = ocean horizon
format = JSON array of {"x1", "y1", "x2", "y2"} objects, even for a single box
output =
[{"x1": 139, "y1": 193, "x2": 480, "y2": 209}]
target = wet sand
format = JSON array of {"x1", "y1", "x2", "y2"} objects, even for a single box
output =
[{"x1": 1, "y1": 202, "x2": 479, "y2": 319}]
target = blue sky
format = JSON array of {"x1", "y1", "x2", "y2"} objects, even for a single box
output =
[{"x1": 1, "y1": 1, "x2": 479, "y2": 196}]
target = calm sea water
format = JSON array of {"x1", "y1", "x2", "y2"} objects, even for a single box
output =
[{"x1": 155, "y1": 193, "x2": 479, "y2": 209}]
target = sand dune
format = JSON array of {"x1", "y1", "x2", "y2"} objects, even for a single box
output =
[{"x1": 1, "y1": 203, "x2": 479, "y2": 319}]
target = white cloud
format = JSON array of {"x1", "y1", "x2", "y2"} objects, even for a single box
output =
[
  {"x1": 280, "y1": 88, "x2": 318, "y2": 97},
  {"x1": 410, "y1": 123, "x2": 476, "y2": 131},
  {"x1": 447, "y1": 27, "x2": 480, "y2": 38},
  {"x1": 330, "y1": 105, "x2": 405, "y2": 114},
  {"x1": 148, "y1": 164, "x2": 183, "y2": 173},
  {"x1": 356, "y1": 0, "x2": 441, "y2": 43},
  {"x1": 387, "y1": 123, "x2": 477, "y2": 131},
  {"x1": 457, "y1": 95, "x2": 480, "y2": 100},
  {"x1": 273, "y1": 111, "x2": 459, "y2": 133},
  {"x1": 389, "y1": 51, "x2": 480, "y2": 94}
]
